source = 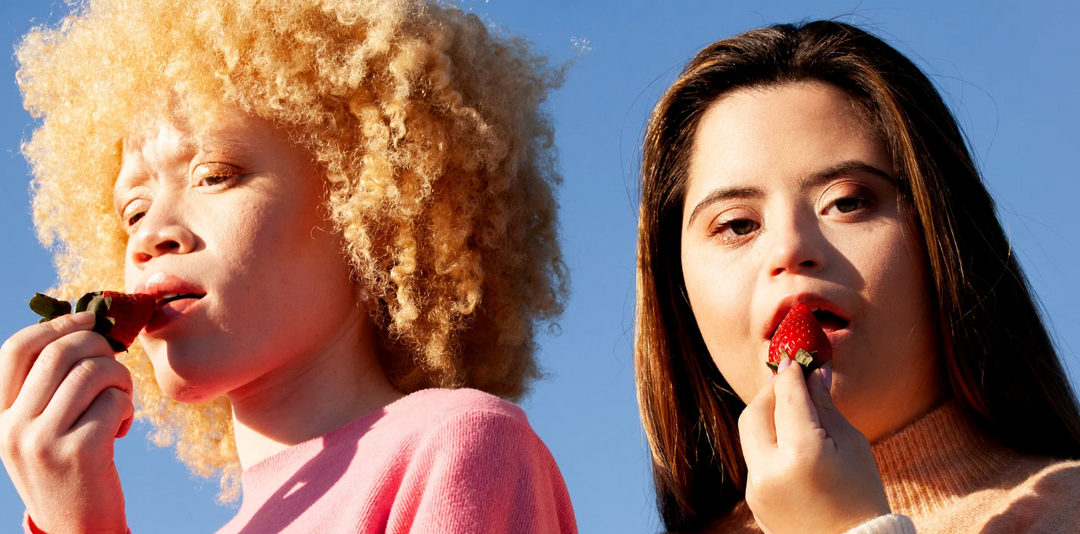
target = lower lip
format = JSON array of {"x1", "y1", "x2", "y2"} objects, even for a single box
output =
[
  {"x1": 144, "y1": 298, "x2": 203, "y2": 333},
  {"x1": 824, "y1": 327, "x2": 853, "y2": 350}
]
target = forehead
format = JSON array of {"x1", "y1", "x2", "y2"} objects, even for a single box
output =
[
  {"x1": 117, "y1": 111, "x2": 281, "y2": 169},
  {"x1": 121, "y1": 121, "x2": 193, "y2": 161},
  {"x1": 687, "y1": 82, "x2": 886, "y2": 187}
]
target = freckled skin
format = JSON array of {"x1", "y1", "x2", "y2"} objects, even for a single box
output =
[{"x1": 680, "y1": 82, "x2": 942, "y2": 441}]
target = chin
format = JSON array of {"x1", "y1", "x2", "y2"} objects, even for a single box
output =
[
  {"x1": 154, "y1": 375, "x2": 206, "y2": 403},
  {"x1": 152, "y1": 360, "x2": 230, "y2": 404}
]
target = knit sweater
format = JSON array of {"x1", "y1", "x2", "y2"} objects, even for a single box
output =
[
  {"x1": 710, "y1": 400, "x2": 1080, "y2": 533},
  {"x1": 25, "y1": 388, "x2": 578, "y2": 534}
]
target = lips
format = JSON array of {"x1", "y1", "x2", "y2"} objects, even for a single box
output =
[
  {"x1": 133, "y1": 272, "x2": 206, "y2": 333},
  {"x1": 765, "y1": 293, "x2": 851, "y2": 340}
]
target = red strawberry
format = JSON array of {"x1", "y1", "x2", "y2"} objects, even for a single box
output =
[
  {"x1": 767, "y1": 304, "x2": 833, "y2": 376},
  {"x1": 30, "y1": 291, "x2": 156, "y2": 352}
]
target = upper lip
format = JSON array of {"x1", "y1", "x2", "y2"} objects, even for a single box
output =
[
  {"x1": 764, "y1": 293, "x2": 850, "y2": 340},
  {"x1": 132, "y1": 272, "x2": 207, "y2": 306}
]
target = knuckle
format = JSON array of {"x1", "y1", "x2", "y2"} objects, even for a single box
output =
[
  {"x1": 26, "y1": 431, "x2": 64, "y2": 468},
  {"x1": 34, "y1": 344, "x2": 68, "y2": 374},
  {"x1": 737, "y1": 411, "x2": 750, "y2": 432},
  {"x1": 0, "y1": 423, "x2": 17, "y2": 458},
  {"x1": 807, "y1": 427, "x2": 830, "y2": 444},
  {"x1": 105, "y1": 386, "x2": 131, "y2": 404},
  {"x1": 97, "y1": 387, "x2": 133, "y2": 419},
  {"x1": 778, "y1": 387, "x2": 801, "y2": 406},
  {"x1": 0, "y1": 331, "x2": 34, "y2": 361},
  {"x1": 745, "y1": 469, "x2": 781, "y2": 505},
  {"x1": 66, "y1": 357, "x2": 101, "y2": 388},
  {"x1": 737, "y1": 409, "x2": 760, "y2": 437}
]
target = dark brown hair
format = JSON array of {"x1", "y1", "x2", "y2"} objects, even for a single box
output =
[{"x1": 636, "y1": 20, "x2": 1080, "y2": 532}]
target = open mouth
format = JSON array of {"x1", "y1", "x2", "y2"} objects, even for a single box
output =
[
  {"x1": 158, "y1": 293, "x2": 204, "y2": 306},
  {"x1": 811, "y1": 308, "x2": 850, "y2": 332}
]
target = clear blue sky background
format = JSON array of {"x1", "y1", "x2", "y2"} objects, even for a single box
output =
[{"x1": 1, "y1": 1, "x2": 1078, "y2": 532}]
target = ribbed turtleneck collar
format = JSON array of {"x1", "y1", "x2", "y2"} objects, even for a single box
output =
[{"x1": 871, "y1": 399, "x2": 1024, "y2": 518}]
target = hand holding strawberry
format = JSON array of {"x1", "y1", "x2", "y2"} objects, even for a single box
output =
[
  {"x1": 740, "y1": 331, "x2": 890, "y2": 534},
  {"x1": 0, "y1": 294, "x2": 140, "y2": 533}
]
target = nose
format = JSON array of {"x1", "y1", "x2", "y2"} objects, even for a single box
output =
[
  {"x1": 128, "y1": 200, "x2": 196, "y2": 265},
  {"x1": 766, "y1": 209, "x2": 827, "y2": 277}
]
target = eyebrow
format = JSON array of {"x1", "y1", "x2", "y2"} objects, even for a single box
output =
[
  {"x1": 112, "y1": 134, "x2": 205, "y2": 211},
  {"x1": 685, "y1": 160, "x2": 895, "y2": 228}
]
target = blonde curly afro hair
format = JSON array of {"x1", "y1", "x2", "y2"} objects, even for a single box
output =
[{"x1": 17, "y1": 0, "x2": 567, "y2": 500}]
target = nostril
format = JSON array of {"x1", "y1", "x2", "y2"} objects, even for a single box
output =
[{"x1": 156, "y1": 240, "x2": 181, "y2": 253}]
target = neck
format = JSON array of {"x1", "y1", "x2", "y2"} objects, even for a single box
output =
[{"x1": 227, "y1": 306, "x2": 403, "y2": 470}]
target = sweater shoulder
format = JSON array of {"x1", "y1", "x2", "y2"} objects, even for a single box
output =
[
  {"x1": 988, "y1": 456, "x2": 1080, "y2": 531},
  {"x1": 377, "y1": 387, "x2": 542, "y2": 457},
  {"x1": 917, "y1": 455, "x2": 1080, "y2": 533},
  {"x1": 387, "y1": 387, "x2": 530, "y2": 433}
]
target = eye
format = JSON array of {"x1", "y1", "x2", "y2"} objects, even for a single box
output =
[
  {"x1": 728, "y1": 219, "x2": 759, "y2": 235},
  {"x1": 710, "y1": 217, "x2": 761, "y2": 243},
  {"x1": 833, "y1": 196, "x2": 867, "y2": 213},
  {"x1": 822, "y1": 183, "x2": 877, "y2": 219},
  {"x1": 120, "y1": 197, "x2": 152, "y2": 231},
  {"x1": 198, "y1": 174, "x2": 232, "y2": 187},
  {"x1": 193, "y1": 163, "x2": 242, "y2": 189}
]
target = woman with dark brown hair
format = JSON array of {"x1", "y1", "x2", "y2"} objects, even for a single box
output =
[{"x1": 636, "y1": 20, "x2": 1080, "y2": 534}]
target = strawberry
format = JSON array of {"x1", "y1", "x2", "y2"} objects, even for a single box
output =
[
  {"x1": 30, "y1": 291, "x2": 156, "y2": 352},
  {"x1": 767, "y1": 304, "x2": 833, "y2": 376}
]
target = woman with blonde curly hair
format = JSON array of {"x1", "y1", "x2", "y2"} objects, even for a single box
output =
[{"x1": 0, "y1": 0, "x2": 578, "y2": 532}]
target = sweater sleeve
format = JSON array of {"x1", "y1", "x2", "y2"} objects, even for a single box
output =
[
  {"x1": 385, "y1": 407, "x2": 578, "y2": 534},
  {"x1": 25, "y1": 511, "x2": 131, "y2": 534},
  {"x1": 843, "y1": 515, "x2": 916, "y2": 534}
]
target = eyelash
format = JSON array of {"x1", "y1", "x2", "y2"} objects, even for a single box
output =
[
  {"x1": 826, "y1": 192, "x2": 875, "y2": 217},
  {"x1": 706, "y1": 192, "x2": 877, "y2": 243},
  {"x1": 126, "y1": 212, "x2": 145, "y2": 227},
  {"x1": 198, "y1": 174, "x2": 233, "y2": 187},
  {"x1": 709, "y1": 216, "x2": 760, "y2": 244}
]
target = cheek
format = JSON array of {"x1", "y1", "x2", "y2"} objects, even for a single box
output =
[
  {"x1": 863, "y1": 223, "x2": 927, "y2": 304},
  {"x1": 681, "y1": 242, "x2": 758, "y2": 397}
]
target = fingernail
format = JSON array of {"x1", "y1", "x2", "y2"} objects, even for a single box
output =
[
  {"x1": 778, "y1": 356, "x2": 791, "y2": 372},
  {"x1": 820, "y1": 365, "x2": 833, "y2": 390},
  {"x1": 70, "y1": 311, "x2": 96, "y2": 326}
]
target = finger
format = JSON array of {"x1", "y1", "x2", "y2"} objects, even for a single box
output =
[
  {"x1": 0, "y1": 313, "x2": 97, "y2": 410},
  {"x1": 738, "y1": 377, "x2": 778, "y2": 466},
  {"x1": 69, "y1": 387, "x2": 133, "y2": 450},
  {"x1": 777, "y1": 355, "x2": 792, "y2": 373},
  {"x1": 12, "y1": 331, "x2": 115, "y2": 418},
  {"x1": 772, "y1": 361, "x2": 822, "y2": 446},
  {"x1": 42, "y1": 356, "x2": 133, "y2": 434},
  {"x1": 807, "y1": 367, "x2": 852, "y2": 438}
]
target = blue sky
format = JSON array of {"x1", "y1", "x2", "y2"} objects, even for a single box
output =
[{"x1": 1, "y1": 1, "x2": 1078, "y2": 532}]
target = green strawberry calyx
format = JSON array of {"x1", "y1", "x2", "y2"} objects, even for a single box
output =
[
  {"x1": 30, "y1": 291, "x2": 123, "y2": 350},
  {"x1": 766, "y1": 348, "x2": 834, "y2": 377}
]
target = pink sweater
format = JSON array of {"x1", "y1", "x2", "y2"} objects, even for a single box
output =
[
  {"x1": 26, "y1": 388, "x2": 578, "y2": 534},
  {"x1": 217, "y1": 388, "x2": 577, "y2": 533}
]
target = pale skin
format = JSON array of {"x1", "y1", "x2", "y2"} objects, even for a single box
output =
[
  {"x1": 0, "y1": 110, "x2": 402, "y2": 533},
  {"x1": 680, "y1": 82, "x2": 944, "y2": 533}
]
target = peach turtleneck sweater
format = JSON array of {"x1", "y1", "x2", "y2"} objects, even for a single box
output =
[{"x1": 713, "y1": 400, "x2": 1080, "y2": 533}]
